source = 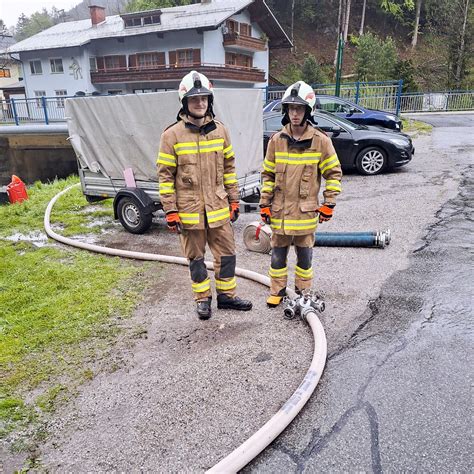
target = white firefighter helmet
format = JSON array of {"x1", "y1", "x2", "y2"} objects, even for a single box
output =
[
  {"x1": 281, "y1": 81, "x2": 316, "y2": 110},
  {"x1": 178, "y1": 70, "x2": 213, "y2": 103}
]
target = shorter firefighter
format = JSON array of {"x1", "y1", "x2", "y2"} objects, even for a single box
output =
[
  {"x1": 259, "y1": 80, "x2": 342, "y2": 307},
  {"x1": 158, "y1": 70, "x2": 252, "y2": 319}
]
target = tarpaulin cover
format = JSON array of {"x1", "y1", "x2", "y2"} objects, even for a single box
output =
[{"x1": 65, "y1": 89, "x2": 263, "y2": 182}]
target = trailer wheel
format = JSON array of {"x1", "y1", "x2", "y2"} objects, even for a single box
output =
[{"x1": 117, "y1": 196, "x2": 152, "y2": 234}]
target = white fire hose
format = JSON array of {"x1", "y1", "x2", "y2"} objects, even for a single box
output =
[{"x1": 44, "y1": 184, "x2": 327, "y2": 473}]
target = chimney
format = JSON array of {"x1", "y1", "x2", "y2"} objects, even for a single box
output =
[{"x1": 89, "y1": 5, "x2": 106, "y2": 26}]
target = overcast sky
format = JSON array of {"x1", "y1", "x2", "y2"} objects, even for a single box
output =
[{"x1": 1, "y1": 0, "x2": 80, "y2": 29}]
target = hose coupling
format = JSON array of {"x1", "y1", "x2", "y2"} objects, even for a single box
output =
[{"x1": 283, "y1": 290, "x2": 325, "y2": 321}]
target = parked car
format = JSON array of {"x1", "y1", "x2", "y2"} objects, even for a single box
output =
[
  {"x1": 263, "y1": 95, "x2": 403, "y2": 131},
  {"x1": 263, "y1": 111, "x2": 414, "y2": 175}
]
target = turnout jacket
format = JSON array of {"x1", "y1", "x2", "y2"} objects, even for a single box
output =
[
  {"x1": 260, "y1": 123, "x2": 342, "y2": 236},
  {"x1": 157, "y1": 113, "x2": 239, "y2": 230}
]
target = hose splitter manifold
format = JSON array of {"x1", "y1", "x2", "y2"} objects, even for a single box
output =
[{"x1": 282, "y1": 289, "x2": 326, "y2": 320}]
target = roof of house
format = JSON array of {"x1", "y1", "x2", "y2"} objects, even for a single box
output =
[
  {"x1": 8, "y1": 0, "x2": 291, "y2": 54},
  {"x1": 0, "y1": 34, "x2": 15, "y2": 52}
]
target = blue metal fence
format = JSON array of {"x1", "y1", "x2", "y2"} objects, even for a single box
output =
[
  {"x1": 1, "y1": 87, "x2": 473, "y2": 125},
  {"x1": 265, "y1": 80, "x2": 404, "y2": 115}
]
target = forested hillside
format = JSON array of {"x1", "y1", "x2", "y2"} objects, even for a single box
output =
[{"x1": 8, "y1": 0, "x2": 473, "y2": 91}]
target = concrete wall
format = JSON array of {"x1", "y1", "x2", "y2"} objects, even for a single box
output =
[{"x1": 0, "y1": 133, "x2": 77, "y2": 186}]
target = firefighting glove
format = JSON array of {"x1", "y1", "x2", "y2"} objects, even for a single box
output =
[
  {"x1": 317, "y1": 203, "x2": 335, "y2": 223},
  {"x1": 230, "y1": 202, "x2": 240, "y2": 223},
  {"x1": 165, "y1": 211, "x2": 182, "y2": 234},
  {"x1": 260, "y1": 206, "x2": 272, "y2": 225}
]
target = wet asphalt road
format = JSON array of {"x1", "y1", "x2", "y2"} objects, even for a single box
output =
[
  {"x1": 245, "y1": 114, "x2": 473, "y2": 472},
  {"x1": 6, "y1": 114, "x2": 472, "y2": 472}
]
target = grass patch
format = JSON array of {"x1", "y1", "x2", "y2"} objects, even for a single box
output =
[
  {"x1": 0, "y1": 177, "x2": 150, "y2": 442},
  {"x1": 402, "y1": 118, "x2": 433, "y2": 134}
]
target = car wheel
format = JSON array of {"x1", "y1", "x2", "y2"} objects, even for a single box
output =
[
  {"x1": 356, "y1": 147, "x2": 387, "y2": 175},
  {"x1": 117, "y1": 196, "x2": 152, "y2": 234}
]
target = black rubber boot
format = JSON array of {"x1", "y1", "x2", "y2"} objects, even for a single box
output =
[
  {"x1": 217, "y1": 294, "x2": 252, "y2": 311},
  {"x1": 196, "y1": 297, "x2": 212, "y2": 320}
]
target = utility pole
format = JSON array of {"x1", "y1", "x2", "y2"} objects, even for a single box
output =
[
  {"x1": 335, "y1": 34, "x2": 344, "y2": 97},
  {"x1": 291, "y1": 0, "x2": 295, "y2": 53}
]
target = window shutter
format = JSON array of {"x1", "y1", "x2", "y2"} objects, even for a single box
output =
[
  {"x1": 118, "y1": 55, "x2": 126, "y2": 69},
  {"x1": 169, "y1": 50, "x2": 177, "y2": 67},
  {"x1": 96, "y1": 57, "x2": 105, "y2": 71},
  {"x1": 157, "y1": 52, "x2": 165, "y2": 66},
  {"x1": 193, "y1": 49, "x2": 201, "y2": 66},
  {"x1": 129, "y1": 54, "x2": 137, "y2": 69}
]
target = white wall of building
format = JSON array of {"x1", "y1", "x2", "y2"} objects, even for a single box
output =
[{"x1": 18, "y1": 6, "x2": 274, "y2": 98}]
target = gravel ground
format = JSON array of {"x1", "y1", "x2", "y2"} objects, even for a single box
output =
[{"x1": 2, "y1": 117, "x2": 471, "y2": 472}]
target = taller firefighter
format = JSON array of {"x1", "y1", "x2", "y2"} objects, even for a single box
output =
[
  {"x1": 158, "y1": 71, "x2": 252, "y2": 319},
  {"x1": 259, "y1": 81, "x2": 343, "y2": 307}
]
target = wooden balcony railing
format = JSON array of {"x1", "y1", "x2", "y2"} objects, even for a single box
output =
[
  {"x1": 90, "y1": 62, "x2": 266, "y2": 84},
  {"x1": 223, "y1": 32, "x2": 267, "y2": 52}
]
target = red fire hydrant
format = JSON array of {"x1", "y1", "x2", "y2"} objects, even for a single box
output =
[{"x1": 6, "y1": 175, "x2": 29, "y2": 204}]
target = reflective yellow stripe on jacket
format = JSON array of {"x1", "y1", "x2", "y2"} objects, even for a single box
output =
[
  {"x1": 325, "y1": 179, "x2": 342, "y2": 192},
  {"x1": 319, "y1": 154, "x2": 340, "y2": 174},
  {"x1": 157, "y1": 152, "x2": 176, "y2": 167},
  {"x1": 261, "y1": 181, "x2": 275, "y2": 193},
  {"x1": 159, "y1": 182, "x2": 175, "y2": 195},
  {"x1": 223, "y1": 145, "x2": 235, "y2": 159},
  {"x1": 207, "y1": 207, "x2": 230, "y2": 224},
  {"x1": 223, "y1": 173, "x2": 237, "y2": 185},
  {"x1": 178, "y1": 212, "x2": 200, "y2": 225},
  {"x1": 271, "y1": 217, "x2": 317, "y2": 231},
  {"x1": 174, "y1": 139, "x2": 224, "y2": 156},
  {"x1": 275, "y1": 151, "x2": 321, "y2": 165}
]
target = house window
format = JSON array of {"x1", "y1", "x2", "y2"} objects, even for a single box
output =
[
  {"x1": 226, "y1": 20, "x2": 239, "y2": 34},
  {"x1": 137, "y1": 52, "x2": 164, "y2": 68},
  {"x1": 107, "y1": 90, "x2": 123, "y2": 95},
  {"x1": 50, "y1": 58, "x2": 64, "y2": 73},
  {"x1": 143, "y1": 15, "x2": 161, "y2": 25},
  {"x1": 30, "y1": 60, "x2": 42, "y2": 75},
  {"x1": 89, "y1": 57, "x2": 97, "y2": 72},
  {"x1": 125, "y1": 17, "x2": 142, "y2": 27},
  {"x1": 239, "y1": 23, "x2": 252, "y2": 36},
  {"x1": 104, "y1": 56, "x2": 121, "y2": 70},
  {"x1": 226, "y1": 53, "x2": 252, "y2": 68},
  {"x1": 177, "y1": 49, "x2": 194, "y2": 66},
  {"x1": 225, "y1": 52, "x2": 238, "y2": 66},
  {"x1": 55, "y1": 90, "x2": 67, "y2": 108},
  {"x1": 133, "y1": 89, "x2": 153, "y2": 94},
  {"x1": 0, "y1": 69, "x2": 11, "y2": 78},
  {"x1": 34, "y1": 90, "x2": 46, "y2": 108}
]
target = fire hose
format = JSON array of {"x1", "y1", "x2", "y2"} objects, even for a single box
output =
[
  {"x1": 44, "y1": 184, "x2": 327, "y2": 472},
  {"x1": 243, "y1": 221, "x2": 391, "y2": 254}
]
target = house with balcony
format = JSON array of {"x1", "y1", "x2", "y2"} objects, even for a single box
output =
[
  {"x1": 8, "y1": 0, "x2": 291, "y2": 101},
  {"x1": 0, "y1": 34, "x2": 23, "y2": 100}
]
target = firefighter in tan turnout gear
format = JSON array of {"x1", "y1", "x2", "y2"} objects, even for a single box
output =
[
  {"x1": 259, "y1": 81, "x2": 342, "y2": 308},
  {"x1": 158, "y1": 70, "x2": 252, "y2": 319}
]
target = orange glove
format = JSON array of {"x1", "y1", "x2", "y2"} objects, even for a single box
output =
[
  {"x1": 260, "y1": 206, "x2": 271, "y2": 225},
  {"x1": 317, "y1": 203, "x2": 335, "y2": 223},
  {"x1": 165, "y1": 212, "x2": 182, "y2": 233},
  {"x1": 230, "y1": 202, "x2": 240, "y2": 223}
]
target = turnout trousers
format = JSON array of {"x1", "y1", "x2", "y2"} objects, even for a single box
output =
[
  {"x1": 179, "y1": 222, "x2": 237, "y2": 301},
  {"x1": 269, "y1": 233, "x2": 314, "y2": 296}
]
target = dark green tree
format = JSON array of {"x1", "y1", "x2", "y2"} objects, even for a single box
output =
[
  {"x1": 393, "y1": 59, "x2": 419, "y2": 91},
  {"x1": 15, "y1": 9, "x2": 55, "y2": 41},
  {"x1": 354, "y1": 32, "x2": 398, "y2": 81},
  {"x1": 301, "y1": 54, "x2": 328, "y2": 85}
]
